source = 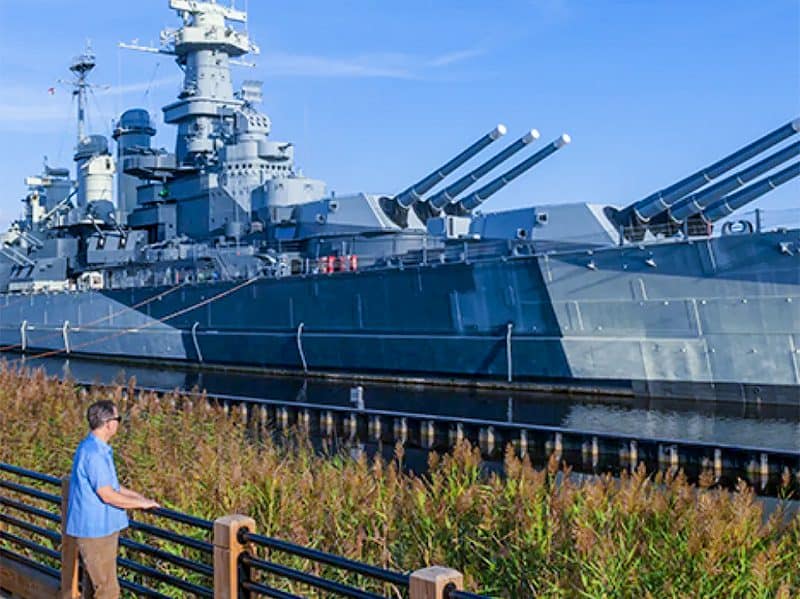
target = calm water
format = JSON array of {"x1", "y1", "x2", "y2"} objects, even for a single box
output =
[{"x1": 9, "y1": 354, "x2": 800, "y2": 451}]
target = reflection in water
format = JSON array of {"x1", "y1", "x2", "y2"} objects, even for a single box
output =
[
  {"x1": 563, "y1": 405, "x2": 800, "y2": 451},
  {"x1": 8, "y1": 353, "x2": 800, "y2": 451}
]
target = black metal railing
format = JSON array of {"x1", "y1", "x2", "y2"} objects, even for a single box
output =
[
  {"x1": 238, "y1": 529, "x2": 411, "y2": 598},
  {"x1": 0, "y1": 461, "x2": 62, "y2": 582},
  {"x1": 0, "y1": 461, "x2": 215, "y2": 598},
  {"x1": 447, "y1": 586, "x2": 489, "y2": 599},
  {"x1": 120, "y1": 506, "x2": 214, "y2": 598},
  {"x1": 1, "y1": 461, "x2": 492, "y2": 599}
]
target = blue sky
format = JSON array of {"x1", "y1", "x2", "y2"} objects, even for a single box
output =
[{"x1": 0, "y1": 0, "x2": 797, "y2": 228}]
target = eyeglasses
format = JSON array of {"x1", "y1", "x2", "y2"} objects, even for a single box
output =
[{"x1": 105, "y1": 416, "x2": 122, "y2": 424}]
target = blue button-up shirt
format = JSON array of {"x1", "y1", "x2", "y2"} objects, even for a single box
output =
[{"x1": 66, "y1": 433, "x2": 129, "y2": 538}]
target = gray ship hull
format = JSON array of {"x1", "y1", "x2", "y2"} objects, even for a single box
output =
[{"x1": 1, "y1": 228, "x2": 798, "y2": 405}]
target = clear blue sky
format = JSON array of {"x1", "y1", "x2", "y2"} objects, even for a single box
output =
[{"x1": 0, "y1": 0, "x2": 797, "y2": 228}]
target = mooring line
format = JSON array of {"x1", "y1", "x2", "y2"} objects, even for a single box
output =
[
  {"x1": 296, "y1": 322, "x2": 308, "y2": 374},
  {"x1": 0, "y1": 281, "x2": 188, "y2": 353},
  {"x1": 27, "y1": 277, "x2": 259, "y2": 360}
]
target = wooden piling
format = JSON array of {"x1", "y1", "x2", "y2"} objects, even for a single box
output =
[
  {"x1": 60, "y1": 477, "x2": 80, "y2": 599},
  {"x1": 213, "y1": 514, "x2": 256, "y2": 599}
]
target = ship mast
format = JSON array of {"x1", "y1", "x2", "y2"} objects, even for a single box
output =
[{"x1": 67, "y1": 43, "x2": 97, "y2": 145}]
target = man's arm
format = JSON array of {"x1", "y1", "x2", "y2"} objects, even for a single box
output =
[
  {"x1": 83, "y1": 452, "x2": 158, "y2": 510},
  {"x1": 96, "y1": 486, "x2": 159, "y2": 510},
  {"x1": 118, "y1": 485, "x2": 146, "y2": 501}
]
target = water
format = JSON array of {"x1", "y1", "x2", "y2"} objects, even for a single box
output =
[{"x1": 8, "y1": 353, "x2": 800, "y2": 452}]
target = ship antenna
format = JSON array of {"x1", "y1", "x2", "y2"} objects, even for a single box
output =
[
  {"x1": 70, "y1": 40, "x2": 96, "y2": 145},
  {"x1": 57, "y1": 40, "x2": 109, "y2": 147}
]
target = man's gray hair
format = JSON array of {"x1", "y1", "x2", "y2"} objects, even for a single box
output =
[{"x1": 87, "y1": 400, "x2": 117, "y2": 431}]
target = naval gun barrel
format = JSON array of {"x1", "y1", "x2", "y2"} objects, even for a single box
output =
[
  {"x1": 627, "y1": 118, "x2": 800, "y2": 222},
  {"x1": 668, "y1": 141, "x2": 800, "y2": 223},
  {"x1": 426, "y1": 129, "x2": 540, "y2": 212},
  {"x1": 455, "y1": 134, "x2": 570, "y2": 212},
  {"x1": 393, "y1": 124, "x2": 507, "y2": 209},
  {"x1": 701, "y1": 161, "x2": 800, "y2": 222}
]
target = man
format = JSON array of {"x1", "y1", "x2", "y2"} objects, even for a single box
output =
[{"x1": 66, "y1": 400, "x2": 159, "y2": 599}]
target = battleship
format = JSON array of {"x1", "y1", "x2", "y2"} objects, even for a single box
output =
[{"x1": 1, "y1": 0, "x2": 798, "y2": 405}]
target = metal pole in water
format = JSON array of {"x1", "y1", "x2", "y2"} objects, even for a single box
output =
[{"x1": 350, "y1": 386, "x2": 364, "y2": 410}]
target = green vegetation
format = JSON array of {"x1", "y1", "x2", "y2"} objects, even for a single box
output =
[{"x1": 1, "y1": 365, "x2": 798, "y2": 598}]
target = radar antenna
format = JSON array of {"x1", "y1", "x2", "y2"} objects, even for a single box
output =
[{"x1": 119, "y1": 0, "x2": 259, "y2": 67}]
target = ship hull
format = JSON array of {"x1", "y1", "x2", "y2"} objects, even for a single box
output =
[{"x1": 1, "y1": 229, "x2": 798, "y2": 405}]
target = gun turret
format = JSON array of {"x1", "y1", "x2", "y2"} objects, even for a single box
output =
[
  {"x1": 451, "y1": 134, "x2": 570, "y2": 214},
  {"x1": 392, "y1": 124, "x2": 507, "y2": 209},
  {"x1": 619, "y1": 118, "x2": 800, "y2": 225},
  {"x1": 425, "y1": 129, "x2": 540, "y2": 213},
  {"x1": 700, "y1": 161, "x2": 800, "y2": 223},
  {"x1": 666, "y1": 141, "x2": 800, "y2": 224}
]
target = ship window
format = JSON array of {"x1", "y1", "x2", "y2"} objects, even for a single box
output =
[
  {"x1": 516, "y1": 228, "x2": 528, "y2": 239},
  {"x1": 537, "y1": 212, "x2": 549, "y2": 224}
]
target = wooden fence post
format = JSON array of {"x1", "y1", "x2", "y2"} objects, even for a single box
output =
[
  {"x1": 60, "y1": 477, "x2": 80, "y2": 599},
  {"x1": 213, "y1": 514, "x2": 256, "y2": 599},
  {"x1": 410, "y1": 566, "x2": 464, "y2": 599}
]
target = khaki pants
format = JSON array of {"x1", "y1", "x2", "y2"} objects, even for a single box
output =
[{"x1": 76, "y1": 532, "x2": 120, "y2": 599}]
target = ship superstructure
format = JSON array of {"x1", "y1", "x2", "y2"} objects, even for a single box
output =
[{"x1": 1, "y1": 0, "x2": 798, "y2": 404}]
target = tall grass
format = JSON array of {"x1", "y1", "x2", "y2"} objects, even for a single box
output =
[{"x1": 0, "y1": 364, "x2": 798, "y2": 597}]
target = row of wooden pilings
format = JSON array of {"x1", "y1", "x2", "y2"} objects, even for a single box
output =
[
  {"x1": 115, "y1": 385, "x2": 797, "y2": 490},
  {"x1": 216, "y1": 398, "x2": 790, "y2": 488}
]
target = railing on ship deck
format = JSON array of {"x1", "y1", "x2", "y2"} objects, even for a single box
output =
[
  {"x1": 619, "y1": 207, "x2": 800, "y2": 246},
  {"x1": 0, "y1": 462, "x2": 489, "y2": 599},
  {"x1": 1, "y1": 208, "x2": 796, "y2": 295}
]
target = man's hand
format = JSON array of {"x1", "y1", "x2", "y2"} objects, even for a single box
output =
[{"x1": 139, "y1": 498, "x2": 160, "y2": 510}]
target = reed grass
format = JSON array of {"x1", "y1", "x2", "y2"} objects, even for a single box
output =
[{"x1": 0, "y1": 364, "x2": 798, "y2": 598}]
